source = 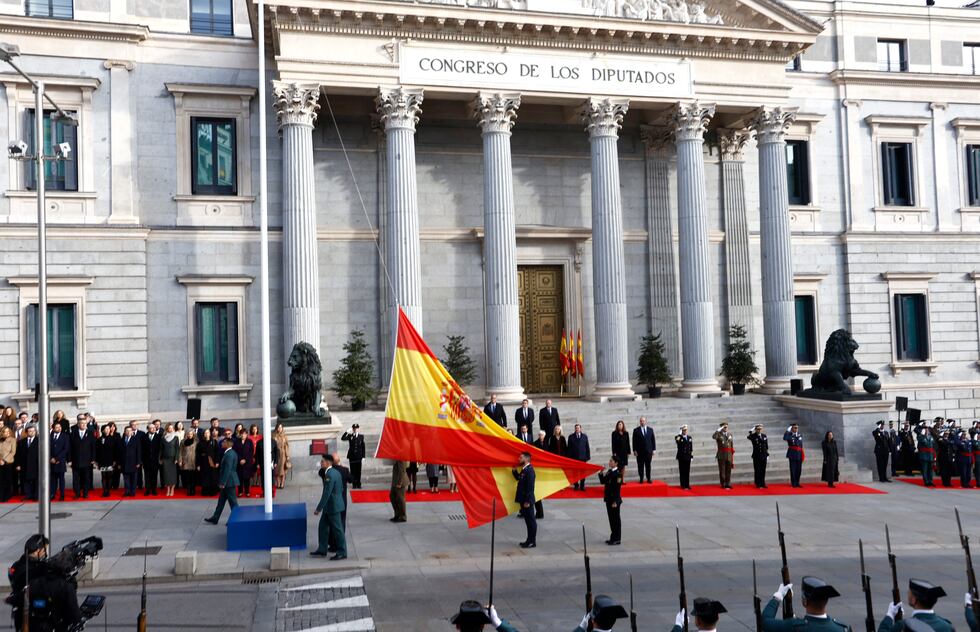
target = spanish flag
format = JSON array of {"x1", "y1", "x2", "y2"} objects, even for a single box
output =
[
  {"x1": 560, "y1": 329, "x2": 569, "y2": 376},
  {"x1": 376, "y1": 308, "x2": 601, "y2": 528},
  {"x1": 576, "y1": 330, "x2": 585, "y2": 378}
]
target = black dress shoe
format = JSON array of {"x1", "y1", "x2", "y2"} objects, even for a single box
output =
[
  {"x1": 606, "y1": 540, "x2": 621, "y2": 546},
  {"x1": 519, "y1": 542, "x2": 536, "y2": 549},
  {"x1": 329, "y1": 554, "x2": 347, "y2": 561},
  {"x1": 204, "y1": 517, "x2": 218, "y2": 525}
]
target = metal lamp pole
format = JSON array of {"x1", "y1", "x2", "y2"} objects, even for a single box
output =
[{"x1": 258, "y1": 0, "x2": 274, "y2": 514}]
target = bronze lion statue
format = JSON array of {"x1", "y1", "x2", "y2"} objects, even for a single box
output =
[
  {"x1": 808, "y1": 329, "x2": 879, "y2": 394},
  {"x1": 278, "y1": 341, "x2": 325, "y2": 417}
]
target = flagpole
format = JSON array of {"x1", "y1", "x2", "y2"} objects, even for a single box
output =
[{"x1": 258, "y1": 0, "x2": 274, "y2": 515}]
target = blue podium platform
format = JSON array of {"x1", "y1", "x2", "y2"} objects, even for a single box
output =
[{"x1": 226, "y1": 503, "x2": 307, "y2": 551}]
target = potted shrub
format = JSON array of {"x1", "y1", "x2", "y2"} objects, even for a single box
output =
[
  {"x1": 721, "y1": 324, "x2": 759, "y2": 395},
  {"x1": 636, "y1": 332, "x2": 672, "y2": 398},
  {"x1": 332, "y1": 329, "x2": 377, "y2": 410},
  {"x1": 441, "y1": 335, "x2": 477, "y2": 386}
]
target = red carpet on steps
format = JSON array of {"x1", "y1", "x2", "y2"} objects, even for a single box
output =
[
  {"x1": 350, "y1": 480, "x2": 883, "y2": 504},
  {"x1": 896, "y1": 477, "x2": 977, "y2": 489},
  {"x1": 1, "y1": 487, "x2": 275, "y2": 504}
]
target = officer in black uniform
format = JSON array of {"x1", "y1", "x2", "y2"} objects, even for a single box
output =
[
  {"x1": 675, "y1": 425, "x2": 694, "y2": 490},
  {"x1": 598, "y1": 456, "x2": 623, "y2": 545},
  {"x1": 340, "y1": 424, "x2": 366, "y2": 489},
  {"x1": 7, "y1": 534, "x2": 82, "y2": 632},
  {"x1": 763, "y1": 576, "x2": 849, "y2": 632},
  {"x1": 872, "y1": 421, "x2": 892, "y2": 483},
  {"x1": 748, "y1": 424, "x2": 769, "y2": 489}
]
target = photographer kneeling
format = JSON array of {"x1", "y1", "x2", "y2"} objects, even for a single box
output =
[{"x1": 7, "y1": 533, "x2": 82, "y2": 632}]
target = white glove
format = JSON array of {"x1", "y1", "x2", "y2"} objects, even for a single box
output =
[
  {"x1": 675, "y1": 609, "x2": 687, "y2": 628},
  {"x1": 774, "y1": 583, "x2": 793, "y2": 600},
  {"x1": 580, "y1": 612, "x2": 592, "y2": 629},
  {"x1": 968, "y1": 593, "x2": 975, "y2": 608},
  {"x1": 886, "y1": 602, "x2": 902, "y2": 620},
  {"x1": 489, "y1": 605, "x2": 502, "y2": 628},
  {"x1": 787, "y1": 426, "x2": 793, "y2": 433}
]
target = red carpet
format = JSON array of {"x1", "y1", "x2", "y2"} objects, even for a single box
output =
[
  {"x1": 1, "y1": 486, "x2": 275, "y2": 504},
  {"x1": 896, "y1": 477, "x2": 977, "y2": 490},
  {"x1": 350, "y1": 480, "x2": 883, "y2": 504}
]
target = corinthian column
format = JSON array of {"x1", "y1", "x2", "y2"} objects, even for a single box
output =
[
  {"x1": 673, "y1": 102, "x2": 720, "y2": 394},
  {"x1": 274, "y1": 81, "x2": 321, "y2": 364},
  {"x1": 718, "y1": 129, "x2": 754, "y2": 337},
  {"x1": 473, "y1": 93, "x2": 525, "y2": 402},
  {"x1": 581, "y1": 97, "x2": 634, "y2": 400},
  {"x1": 376, "y1": 87, "x2": 425, "y2": 341},
  {"x1": 752, "y1": 107, "x2": 798, "y2": 392}
]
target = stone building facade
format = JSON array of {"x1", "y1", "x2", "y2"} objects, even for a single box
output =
[{"x1": 2, "y1": 0, "x2": 980, "y2": 421}]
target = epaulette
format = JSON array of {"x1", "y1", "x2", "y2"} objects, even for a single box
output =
[{"x1": 830, "y1": 618, "x2": 850, "y2": 632}]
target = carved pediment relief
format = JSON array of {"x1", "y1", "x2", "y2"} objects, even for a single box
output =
[{"x1": 402, "y1": 0, "x2": 724, "y2": 25}]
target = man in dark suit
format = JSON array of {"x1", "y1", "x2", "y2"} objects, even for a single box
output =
[
  {"x1": 190, "y1": 418, "x2": 206, "y2": 441},
  {"x1": 340, "y1": 424, "x2": 366, "y2": 489},
  {"x1": 598, "y1": 456, "x2": 623, "y2": 545},
  {"x1": 120, "y1": 427, "x2": 142, "y2": 496},
  {"x1": 632, "y1": 417, "x2": 656, "y2": 484},
  {"x1": 514, "y1": 399, "x2": 534, "y2": 436},
  {"x1": 16, "y1": 425, "x2": 39, "y2": 500},
  {"x1": 516, "y1": 424, "x2": 532, "y2": 444},
  {"x1": 49, "y1": 422, "x2": 69, "y2": 501},
  {"x1": 566, "y1": 424, "x2": 591, "y2": 491},
  {"x1": 68, "y1": 415, "x2": 95, "y2": 499},
  {"x1": 538, "y1": 400, "x2": 560, "y2": 438},
  {"x1": 205, "y1": 438, "x2": 240, "y2": 524},
  {"x1": 512, "y1": 452, "x2": 536, "y2": 548},
  {"x1": 141, "y1": 422, "x2": 162, "y2": 495},
  {"x1": 483, "y1": 395, "x2": 507, "y2": 429}
]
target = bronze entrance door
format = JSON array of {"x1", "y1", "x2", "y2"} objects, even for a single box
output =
[{"x1": 517, "y1": 265, "x2": 566, "y2": 394}]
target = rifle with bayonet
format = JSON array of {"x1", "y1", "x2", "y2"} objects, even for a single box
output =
[
  {"x1": 886, "y1": 525, "x2": 902, "y2": 622},
  {"x1": 677, "y1": 526, "x2": 689, "y2": 632},
  {"x1": 955, "y1": 507, "x2": 980, "y2": 625},
  {"x1": 629, "y1": 572, "x2": 638, "y2": 632},
  {"x1": 752, "y1": 560, "x2": 763, "y2": 632},
  {"x1": 776, "y1": 504, "x2": 794, "y2": 619},
  {"x1": 137, "y1": 540, "x2": 148, "y2": 632},
  {"x1": 583, "y1": 525, "x2": 593, "y2": 631},
  {"x1": 860, "y1": 539, "x2": 875, "y2": 632}
]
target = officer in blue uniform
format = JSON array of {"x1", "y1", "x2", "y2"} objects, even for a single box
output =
[
  {"x1": 879, "y1": 579, "x2": 953, "y2": 632},
  {"x1": 763, "y1": 576, "x2": 849, "y2": 632},
  {"x1": 784, "y1": 424, "x2": 805, "y2": 488}
]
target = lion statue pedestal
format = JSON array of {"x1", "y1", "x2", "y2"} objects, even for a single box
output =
[{"x1": 798, "y1": 329, "x2": 883, "y2": 402}]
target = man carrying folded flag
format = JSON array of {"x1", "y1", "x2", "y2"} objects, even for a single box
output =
[{"x1": 376, "y1": 308, "x2": 601, "y2": 528}]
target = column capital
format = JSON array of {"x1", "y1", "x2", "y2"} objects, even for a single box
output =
[
  {"x1": 103, "y1": 59, "x2": 135, "y2": 71},
  {"x1": 273, "y1": 81, "x2": 321, "y2": 130},
  {"x1": 639, "y1": 125, "x2": 673, "y2": 157},
  {"x1": 751, "y1": 106, "x2": 797, "y2": 145},
  {"x1": 718, "y1": 128, "x2": 750, "y2": 161},
  {"x1": 376, "y1": 87, "x2": 424, "y2": 132},
  {"x1": 581, "y1": 97, "x2": 629, "y2": 139},
  {"x1": 472, "y1": 92, "x2": 521, "y2": 134},
  {"x1": 672, "y1": 101, "x2": 715, "y2": 143}
]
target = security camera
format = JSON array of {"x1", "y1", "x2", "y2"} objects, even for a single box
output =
[
  {"x1": 54, "y1": 142, "x2": 71, "y2": 161},
  {"x1": 7, "y1": 140, "x2": 29, "y2": 159}
]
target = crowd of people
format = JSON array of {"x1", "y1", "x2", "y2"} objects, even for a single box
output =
[
  {"x1": 0, "y1": 407, "x2": 292, "y2": 503},
  {"x1": 873, "y1": 417, "x2": 980, "y2": 488}
]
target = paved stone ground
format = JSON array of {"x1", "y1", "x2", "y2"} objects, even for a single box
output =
[{"x1": 0, "y1": 480, "x2": 977, "y2": 631}]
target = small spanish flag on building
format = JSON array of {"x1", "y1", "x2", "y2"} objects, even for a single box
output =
[
  {"x1": 576, "y1": 330, "x2": 585, "y2": 378},
  {"x1": 560, "y1": 329, "x2": 569, "y2": 376},
  {"x1": 376, "y1": 308, "x2": 600, "y2": 527}
]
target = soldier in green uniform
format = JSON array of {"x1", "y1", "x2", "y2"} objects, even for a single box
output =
[
  {"x1": 917, "y1": 429, "x2": 936, "y2": 487},
  {"x1": 763, "y1": 576, "x2": 849, "y2": 632},
  {"x1": 574, "y1": 595, "x2": 629, "y2": 631},
  {"x1": 880, "y1": 580, "x2": 953, "y2": 632},
  {"x1": 450, "y1": 601, "x2": 519, "y2": 632},
  {"x1": 672, "y1": 598, "x2": 728, "y2": 632}
]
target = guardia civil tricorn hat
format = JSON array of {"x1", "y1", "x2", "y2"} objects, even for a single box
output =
[
  {"x1": 801, "y1": 576, "x2": 841, "y2": 601},
  {"x1": 590, "y1": 595, "x2": 629, "y2": 621},
  {"x1": 692, "y1": 598, "x2": 728, "y2": 617},
  {"x1": 909, "y1": 579, "x2": 947, "y2": 601},
  {"x1": 450, "y1": 600, "x2": 491, "y2": 625}
]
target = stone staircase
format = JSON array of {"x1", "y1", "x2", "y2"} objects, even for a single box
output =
[{"x1": 307, "y1": 393, "x2": 871, "y2": 489}]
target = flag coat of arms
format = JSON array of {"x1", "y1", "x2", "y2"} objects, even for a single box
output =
[{"x1": 376, "y1": 308, "x2": 601, "y2": 527}]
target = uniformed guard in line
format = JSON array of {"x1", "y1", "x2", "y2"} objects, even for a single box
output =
[
  {"x1": 763, "y1": 576, "x2": 848, "y2": 632},
  {"x1": 748, "y1": 424, "x2": 770, "y2": 489},
  {"x1": 675, "y1": 426, "x2": 694, "y2": 490},
  {"x1": 673, "y1": 598, "x2": 728, "y2": 632},
  {"x1": 880, "y1": 580, "x2": 953, "y2": 632},
  {"x1": 783, "y1": 424, "x2": 806, "y2": 488},
  {"x1": 575, "y1": 594, "x2": 629, "y2": 631},
  {"x1": 917, "y1": 428, "x2": 936, "y2": 487},
  {"x1": 450, "y1": 600, "x2": 518, "y2": 632}
]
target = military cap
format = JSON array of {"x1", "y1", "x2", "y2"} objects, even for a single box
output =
[
  {"x1": 679, "y1": 425, "x2": 689, "y2": 431},
  {"x1": 692, "y1": 598, "x2": 728, "y2": 617},
  {"x1": 876, "y1": 420, "x2": 885, "y2": 426},
  {"x1": 450, "y1": 600, "x2": 491, "y2": 625},
  {"x1": 351, "y1": 423, "x2": 360, "y2": 429},
  {"x1": 754, "y1": 424, "x2": 764, "y2": 429},
  {"x1": 909, "y1": 579, "x2": 947, "y2": 601},
  {"x1": 801, "y1": 576, "x2": 841, "y2": 601},
  {"x1": 591, "y1": 595, "x2": 628, "y2": 621}
]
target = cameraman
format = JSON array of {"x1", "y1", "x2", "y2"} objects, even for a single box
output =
[{"x1": 7, "y1": 533, "x2": 82, "y2": 632}]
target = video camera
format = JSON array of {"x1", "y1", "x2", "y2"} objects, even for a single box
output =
[{"x1": 46, "y1": 537, "x2": 103, "y2": 585}]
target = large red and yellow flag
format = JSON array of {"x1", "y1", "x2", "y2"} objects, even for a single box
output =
[{"x1": 376, "y1": 308, "x2": 601, "y2": 528}]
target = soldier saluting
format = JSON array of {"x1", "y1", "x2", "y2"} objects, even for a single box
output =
[
  {"x1": 748, "y1": 424, "x2": 769, "y2": 489},
  {"x1": 763, "y1": 576, "x2": 848, "y2": 632},
  {"x1": 880, "y1": 580, "x2": 953, "y2": 632},
  {"x1": 712, "y1": 422, "x2": 735, "y2": 490},
  {"x1": 675, "y1": 425, "x2": 693, "y2": 490}
]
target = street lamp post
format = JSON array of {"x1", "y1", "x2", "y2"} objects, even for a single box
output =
[{"x1": 2, "y1": 42, "x2": 76, "y2": 541}]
